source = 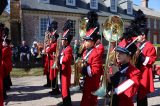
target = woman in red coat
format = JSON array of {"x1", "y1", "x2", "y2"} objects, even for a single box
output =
[
  {"x1": 59, "y1": 20, "x2": 73, "y2": 106},
  {"x1": 2, "y1": 39, "x2": 12, "y2": 100}
]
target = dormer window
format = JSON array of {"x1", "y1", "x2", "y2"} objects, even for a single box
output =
[
  {"x1": 110, "y1": 0, "x2": 117, "y2": 12},
  {"x1": 90, "y1": 0, "x2": 98, "y2": 9},
  {"x1": 66, "y1": 0, "x2": 76, "y2": 6},
  {"x1": 38, "y1": 0, "x2": 50, "y2": 3},
  {"x1": 127, "y1": 0, "x2": 133, "y2": 15}
]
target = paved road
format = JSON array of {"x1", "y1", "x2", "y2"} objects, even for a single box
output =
[{"x1": 4, "y1": 75, "x2": 160, "y2": 106}]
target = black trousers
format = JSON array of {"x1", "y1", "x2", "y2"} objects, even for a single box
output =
[
  {"x1": 137, "y1": 95, "x2": 148, "y2": 106},
  {"x1": 137, "y1": 88, "x2": 148, "y2": 106},
  {"x1": 51, "y1": 77, "x2": 59, "y2": 91},
  {"x1": 62, "y1": 90, "x2": 72, "y2": 106},
  {"x1": 46, "y1": 73, "x2": 51, "y2": 85},
  {"x1": 3, "y1": 74, "x2": 12, "y2": 98}
]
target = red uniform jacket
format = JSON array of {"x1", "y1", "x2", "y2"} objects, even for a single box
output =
[
  {"x1": 80, "y1": 48, "x2": 103, "y2": 106},
  {"x1": 0, "y1": 66, "x2": 3, "y2": 106},
  {"x1": 138, "y1": 41, "x2": 157, "y2": 99},
  {"x1": 0, "y1": 63, "x2": 4, "y2": 106},
  {"x1": 43, "y1": 54, "x2": 48, "y2": 75},
  {"x1": 0, "y1": 32, "x2": 4, "y2": 106},
  {"x1": 2, "y1": 46, "x2": 12, "y2": 77},
  {"x1": 46, "y1": 42, "x2": 57, "y2": 80},
  {"x1": 111, "y1": 63, "x2": 141, "y2": 106},
  {"x1": 95, "y1": 43, "x2": 104, "y2": 59},
  {"x1": 59, "y1": 45, "x2": 72, "y2": 98}
]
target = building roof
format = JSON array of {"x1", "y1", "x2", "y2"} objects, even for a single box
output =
[
  {"x1": 133, "y1": 4, "x2": 160, "y2": 18},
  {"x1": 119, "y1": 1, "x2": 160, "y2": 18},
  {"x1": 21, "y1": 0, "x2": 134, "y2": 20}
]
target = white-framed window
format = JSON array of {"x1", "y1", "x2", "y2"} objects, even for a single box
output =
[
  {"x1": 127, "y1": 0, "x2": 133, "y2": 15},
  {"x1": 154, "y1": 19, "x2": 157, "y2": 29},
  {"x1": 38, "y1": 0, "x2": 50, "y2": 3},
  {"x1": 66, "y1": 0, "x2": 76, "y2": 6},
  {"x1": 40, "y1": 17, "x2": 48, "y2": 37},
  {"x1": 153, "y1": 35, "x2": 157, "y2": 44},
  {"x1": 110, "y1": 0, "x2": 117, "y2": 12},
  {"x1": 90, "y1": 0, "x2": 98, "y2": 9},
  {"x1": 147, "y1": 18, "x2": 150, "y2": 28},
  {"x1": 147, "y1": 30, "x2": 151, "y2": 41},
  {"x1": 69, "y1": 20, "x2": 76, "y2": 36}
]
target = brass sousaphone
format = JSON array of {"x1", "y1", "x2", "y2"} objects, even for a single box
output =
[
  {"x1": 92, "y1": 15, "x2": 124, "y2": 97},
  {"x1": 73, "y1": 17, "x2": 88, "y2": 85}
]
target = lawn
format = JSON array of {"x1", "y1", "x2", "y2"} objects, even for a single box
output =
[
  {"x1": 11, "y1": 68, "x2": 44, "y2": 78},
  {"x1": 11, "y1": 60, "x2": 160, "y2": 78}
]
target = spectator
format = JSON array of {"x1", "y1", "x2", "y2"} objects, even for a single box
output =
[
  {"x1": 31, "y1": 41, "x2": 38, "y2": 64},
  {"x1": 73, "y1": 39, "x2": 80, "y2": 61},
  {"x1": 19, "y1": 41, "x2": 30, "y2": 65},
  {"x1": 11, "y1": 44, "x2": 19, "y2": 66}
]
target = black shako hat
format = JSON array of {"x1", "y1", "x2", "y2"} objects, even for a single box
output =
[
  {"x1": 115, "y1": 40, "x2": 137, "y2": 57},
  {"x1": 50, "y1": 21, "x2": 59, "y2": 40},
  {"x1": 83, "y1": 11, "x2": 99, "y2": 42},
  {"x1": 61, "y1": 19, "x2": 73, "y2": 43}
]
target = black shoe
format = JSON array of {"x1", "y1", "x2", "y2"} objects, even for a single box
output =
[
  {"x1": 49, "y1": 89, "x2": 61, "y2": 95},
  {"x1": 6, "y1": 86, "x2": 11, "y2": 91},
  {"x1": 43, "y1": 84, "x2": 51, "y2": 87},
  {"x1": 3, "y1": 94, "x2": 8, "y2": 100}
]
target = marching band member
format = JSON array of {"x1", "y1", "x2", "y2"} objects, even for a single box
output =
[
  {"x1": 0, "y1": 23, "x2": 4, "y2": 106},
  {"x1": 46, "y1": 21, "x2": 61, "y2": 95},
  {"x1": 2, "y1": 39, "x2": 12, "y2": 100},
  {"x1": 43, "y1": 21, "x2": 58, "y2": 88},
  {"x1": 59, "y1": 20, "x2": 73, "y2": 106},
  {"x1": 80, "y1": 11, "x2": 103, "y2": 106},
  {"x1": 136, "y1": 28, "x2": 157, "y2": 106},
  {"x1": 107, "y1": 42, "x2": 141, "y2": 106}
]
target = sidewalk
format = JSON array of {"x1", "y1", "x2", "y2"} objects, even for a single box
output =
[{"x1": 5, "y1": 75, "x2": 160, "y2": 106}]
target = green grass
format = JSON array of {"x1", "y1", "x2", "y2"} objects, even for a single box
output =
[
  {"x1": 11, "y1": 68, "x2": 43, "y2": 78},
  {"x1": 155, "y1": 60, "x2": 160, "y2": 65},
  {"x1": 10, "y1": 60, "x2": 160, "y2": 78}
]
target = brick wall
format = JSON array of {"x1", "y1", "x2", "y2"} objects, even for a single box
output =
[
  {"x1": 147, "y1": 16, "x2": 160, "y2": 60},
  {"x1": 21, "y1": 10, "x2": 133, "y2": 48},
  {"x1": 22, "y1": 14, "x2": 39, "y2": 46}
]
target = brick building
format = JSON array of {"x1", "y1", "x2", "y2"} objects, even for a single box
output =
[
  {"x1": 11, "y1": 0, "x2": 135, "y2": 46},
  {"x1": 11, "y1": 0, "x2": 160, "y2": 59},
  {"x1": 137, "y1": 0, "x2": 160, "y2": 59}
]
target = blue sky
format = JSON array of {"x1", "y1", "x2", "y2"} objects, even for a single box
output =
[
  {"x1": 134, "y1": 0, "x2": 160, "y2": 11},
  {"x1": 5, "y1": 0, "x2": 10, "y2": 14}
]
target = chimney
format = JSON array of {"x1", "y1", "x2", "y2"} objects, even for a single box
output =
[{"x1": 141, "y1": 0, "x2": 149, "y2": 8}]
